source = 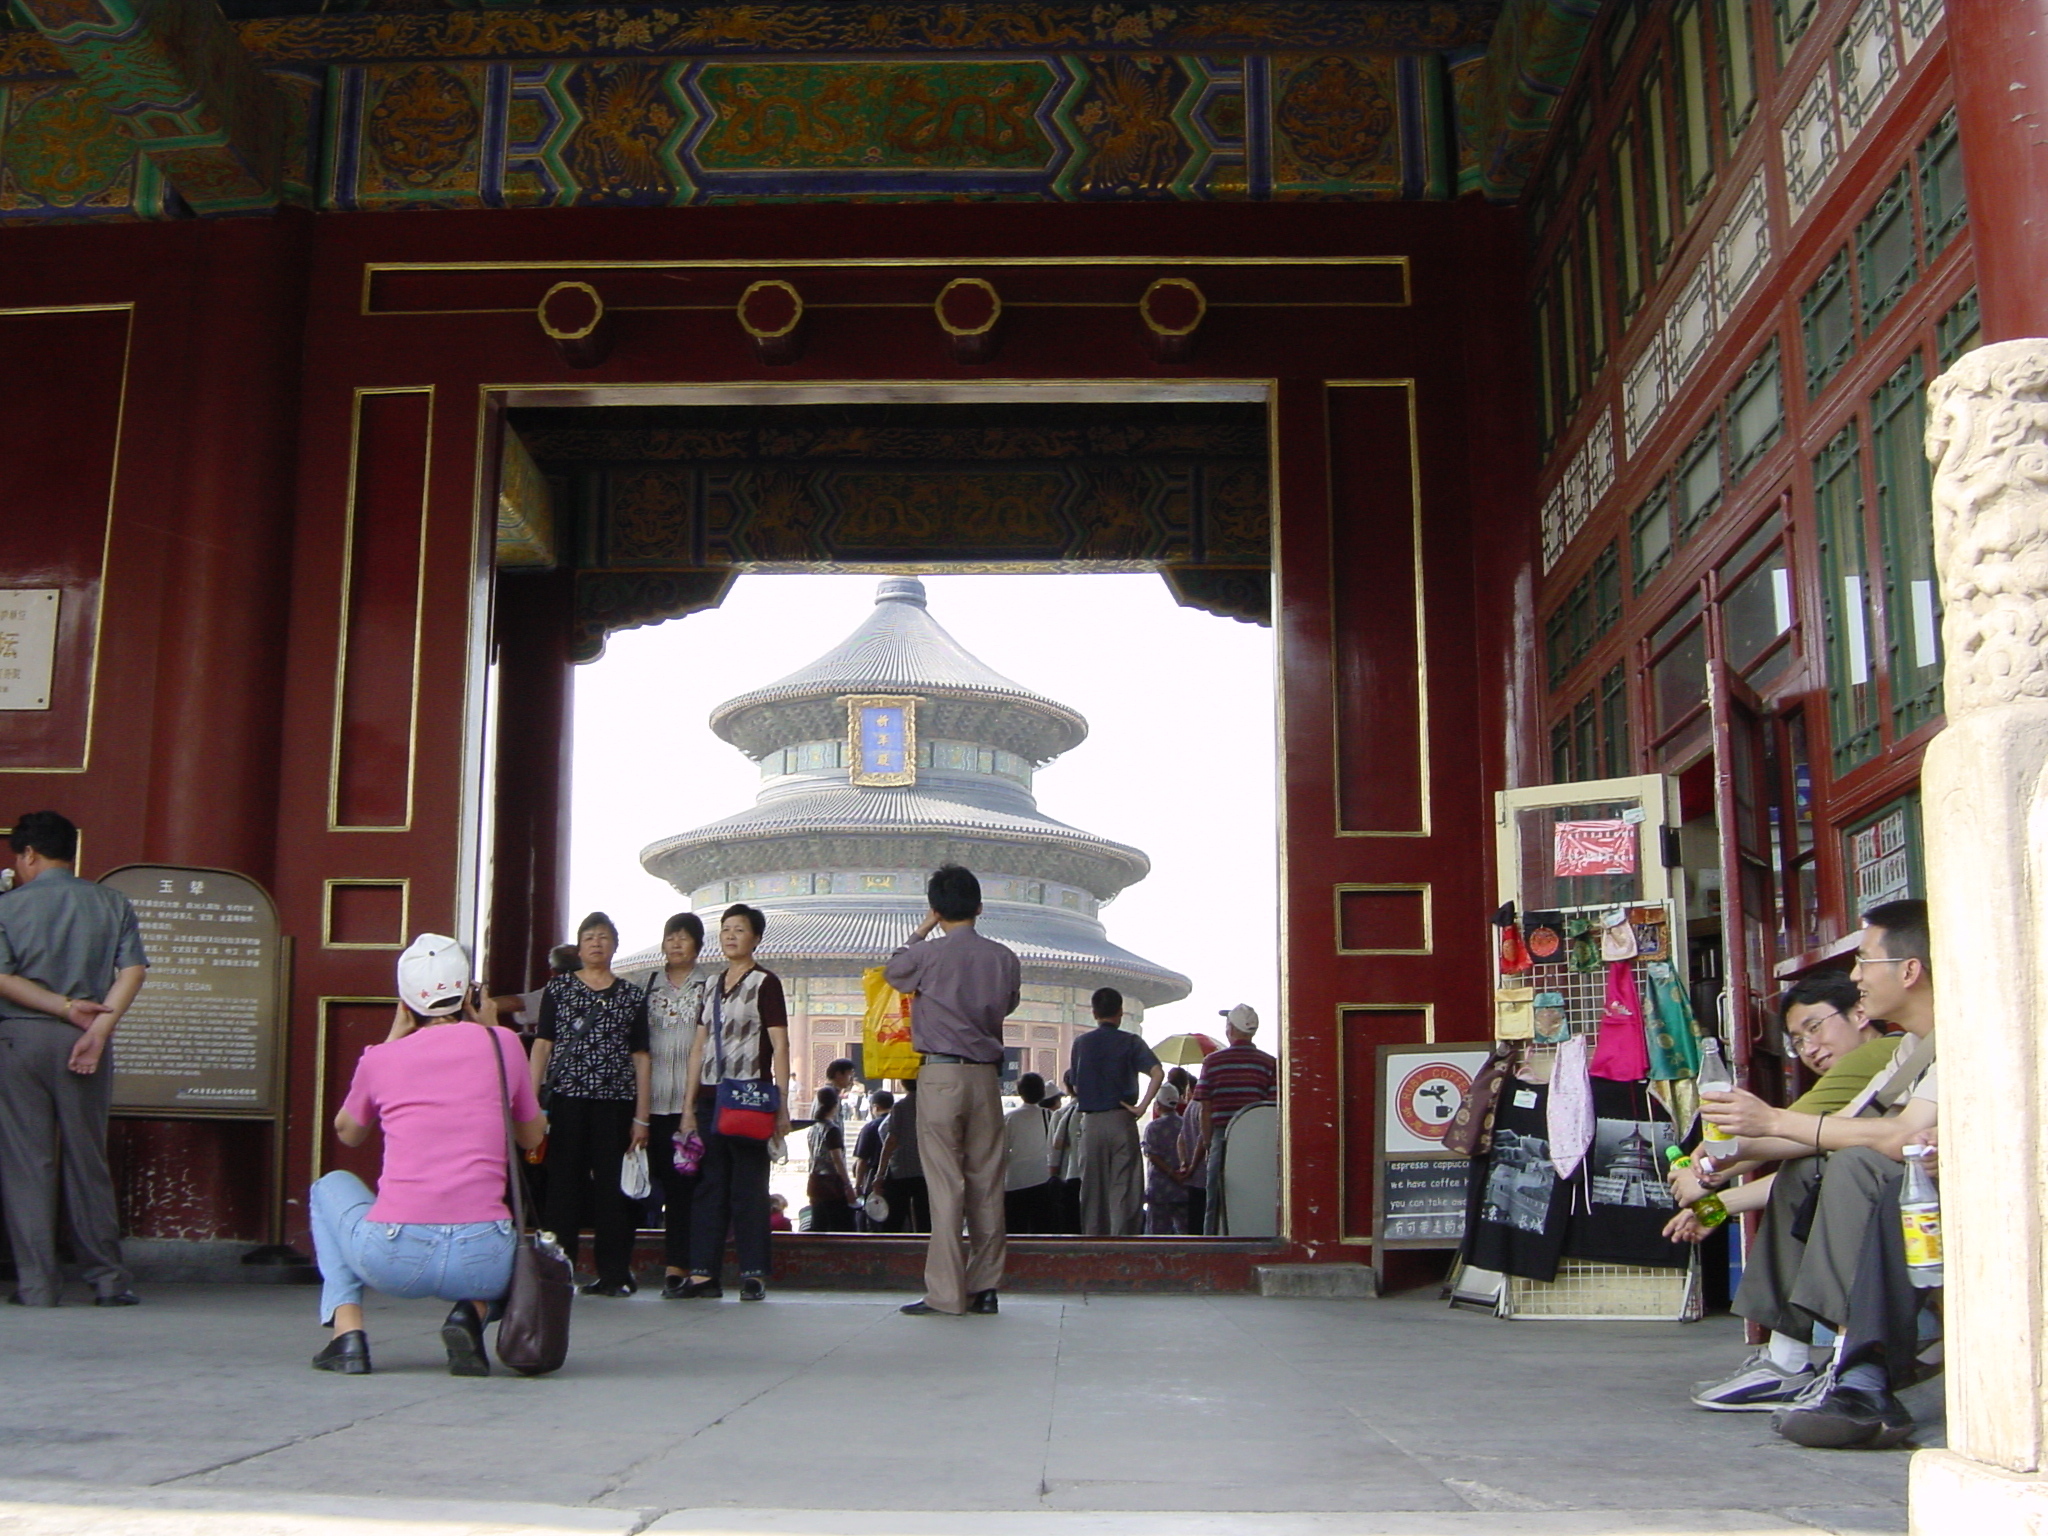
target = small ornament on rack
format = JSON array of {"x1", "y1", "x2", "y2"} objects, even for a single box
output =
[
  {"x1": 1492, "y1": 902, "x2": 1532, "y2": 974},
  {"x1": 1533, "y1": 990, "x2": 1570, "y2": 1044},
  {"x1": 1494, "y1": 985, "x2": 1536, "y2": 1040},
  {"x1": 1524, "y1": 910, "x2": 1566, "y2": 964}
]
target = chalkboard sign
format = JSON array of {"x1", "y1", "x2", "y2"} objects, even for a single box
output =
[
  {"x1": 99, "y1": 865, "x2": 286, "y2": 1117},
  {"x1": 1377, "y1": 1157, "x2": 1471, "y2": 1246}
]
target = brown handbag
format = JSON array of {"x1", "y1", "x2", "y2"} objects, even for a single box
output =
[
  {"x1": 488, "y1": 1030, "x2": 575, "y2": 1376},
  {"x1": 1442, "y1": 1043, "x2": 1518, "y2": 1158}
]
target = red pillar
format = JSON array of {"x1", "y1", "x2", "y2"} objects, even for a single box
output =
[
  {"x1": 1948, "y1": 0, "x2": 2048, "y2": 341},
  {"x1": 486, "y1": 567, "x2": 576, "y2": 995},
  {"x1": 143, "y1": 214, "x2": 311, "y2": 881}
]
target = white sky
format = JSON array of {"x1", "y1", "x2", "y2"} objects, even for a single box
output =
[{"x1": 567, "y1": 571, "x2": 1278, "y2": 1045}]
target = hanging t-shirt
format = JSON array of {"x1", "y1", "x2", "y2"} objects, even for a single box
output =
[
  {"x1": 1462, "y1": 1075, "x2": 1570, "y2": 1282},
  {"x1": 1561, "y1": 1078, "x2": 1690, "y2": 1270}
]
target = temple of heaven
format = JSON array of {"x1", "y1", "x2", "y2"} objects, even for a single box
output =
[{"x1": 635, "y1": 575, "x2": 1191, "y2": 1095}]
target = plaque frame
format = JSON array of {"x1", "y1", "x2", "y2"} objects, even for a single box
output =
[{"x1": 844, "y1": 694, "x2": 919, "y2": 787}]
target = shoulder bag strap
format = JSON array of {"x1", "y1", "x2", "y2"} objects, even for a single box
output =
[
  {"x1": 1869, "y1": 1031, "x2": 1937, "y2": 1112},
  {"x1": 486, "y1": 1025, "x2": 527, "y2": 1232}
]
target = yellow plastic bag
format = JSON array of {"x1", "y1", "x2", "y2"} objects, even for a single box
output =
[{"x1": 862, "y1": 966, "x2": 922, "y2": 1082}]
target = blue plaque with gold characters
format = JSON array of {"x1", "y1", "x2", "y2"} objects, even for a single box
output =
[{"x1": 846, "y1": 694, "x2": 919, "y2": 787}]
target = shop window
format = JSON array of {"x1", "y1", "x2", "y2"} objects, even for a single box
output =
[
  {"x1": 1573, "y1": 694, "x2": 1599, "y2": 777},
  {"x1": 1535, "y1": 292, "x2": 1558, "y2": 449},
  {"x1": 1642, "y1": 66, "x2": 1676, "y2": 275},
  {"x1": 1774, "y1": 0, "x2": 1819, "y2": 63},
  {"x1": 1545, "y1": 607, "x2": 1572, "y2": 688},
  {"x1": 1581, "y1": 196, "x2": 1607, "y2": 376},
  {"x1": 1938, "y1": 288, "x2": 1980, "y2": 368},
  {"x1": 1674, "y1": 0, "x2": 1718, "y2": 211},
  {"x1": 1855, "y1": 172, "x2": 1918, "y2": 333},
  {"x1": 1675, "y1": 419, "x2": 1724, "y2": 539},
  {"x1": 1613, "y1": 127, "x2": 1646, "y2": 319},
  {"x1": 1593, "y1": 541, "x2": 1622, "y2": 633},
  {"x1": 1715, "y1": 0, "x2": 1758, "y2": 143},
  {"x1": 1719, "y1": 514, "x2": 1796, "y2": 689},
  {"x1": 1649, "y1": 594, "x2": 1710, "y2": 767},
  {"x1": 1918, "y1": 110, "x2": 1967, "y2": 257},
  {"x1": 1842, "y1": 794, "x2": 1923, "y2": 913},
  {"x1": 1567, "y1": 568, "x2": 1594, "y2": 665},
  {"x1": 1780, "y1": 710, "x2": 1820, "y2": 952},
  {"x1": 1605, "y1": 0, "x2": 1644, "y2": 81},
  {"x1": 1600, "y1": 663, "x2": 1631, "y2": 776},
  {"x1": 1872, "y1": 356, "x2": 1943, "y2": 739},
  {"x1": 1814, "y1": 423, "x2": 1880, "y2": 774},
  {"x1": 1558, "y1": 247, "x2": 1582, "y2": 417},
  {"x1": 1801, "y1": 250, "x2": 1856, "y2": 398},
  {"x1": 1550, "y1": 717, "x2": 1575, "y2": 783},
  {"x1": 1633, "y1": 483, "x2": 1674, "y2": 591},
  {"x1": 1726, "y1": 339, "x2": 1784, "y2": 481}
]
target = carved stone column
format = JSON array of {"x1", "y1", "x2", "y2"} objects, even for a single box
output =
[{"x1": 1911, "y1": 340, "x2": 2048, "y2": 1529}]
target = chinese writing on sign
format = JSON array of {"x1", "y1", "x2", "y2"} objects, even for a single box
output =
[
  {"x1": 0, "y1": 589, "x2": 58, "y2": 711},
  {"x1": 848, "y1": 695, "x2": 919, "y2": 786}
]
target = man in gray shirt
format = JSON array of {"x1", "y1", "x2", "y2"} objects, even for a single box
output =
[
  {"x1": 885, "y1": 864, "x2": 1020, "y2": 1317},
  {"x1": 0, "y1": 811, "x2": 149, "y2": 1306}
]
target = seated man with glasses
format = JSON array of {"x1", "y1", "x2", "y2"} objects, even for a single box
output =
[{"x1": 1671, "y1": 900, "x2": 1936, "y2": 1447}]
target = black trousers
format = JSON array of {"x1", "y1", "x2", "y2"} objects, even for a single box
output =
[
  {"x1": 646, "y1": 1111, "x2": 699, "y2": 1271},
  {"x1": 1004, "y1": 1180, "x2": 1056, "y2": 1235},
  {"x1": 1186, "y1": 1186, "x2": 1208, "y2": 1236},
  {"x1": 689, "y1": 1088, "x2": 771, "y2": 1279},
  {"x1": 882, "y1": 1174, "x2": 930, "y2": 1234},
  {"x1": 541, "y1": 1095, "x2": 636, "y2": 1286}
]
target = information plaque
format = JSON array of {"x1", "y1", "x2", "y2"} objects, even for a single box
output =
[
  {"x1": 99, "y1": 865, "x2": 285, "y2": 1116},
  {"x1": 1374, "y1": 1041, "x2": 1492, "y2": 1251}
]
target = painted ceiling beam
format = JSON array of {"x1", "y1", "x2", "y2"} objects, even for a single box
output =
[
  {"x1": 12, "y1": 0, "x2": 285, "y2": 214},
  {"x1": 1466, "y1": 0, "x2": 1600, "y2": 203}
]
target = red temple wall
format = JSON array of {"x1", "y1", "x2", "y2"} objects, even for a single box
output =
[{"x1": 1, "y1": 202, "x2": 1535, "y2": 1274}]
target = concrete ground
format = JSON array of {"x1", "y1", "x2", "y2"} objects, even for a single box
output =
[{"x1": 0, "y1": 1283, "x2": 1926, "y2": 1535}]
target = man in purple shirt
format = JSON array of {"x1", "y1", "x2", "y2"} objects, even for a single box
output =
[{"x1": 884, "y1": 864, "x2": 1020, "y2": 1317}]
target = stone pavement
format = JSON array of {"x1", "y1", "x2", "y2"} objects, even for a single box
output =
[{"x1": 0, "y1": 1283, "x2": 1925, "y2": 1535}]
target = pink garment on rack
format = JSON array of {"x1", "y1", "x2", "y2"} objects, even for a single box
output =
[
  {"x1": 1589, "y1": 960, "x2": 1651, "y2": 1082},
  {"x1": 1547, "y1": 1032, "x2": 1594, "y2": 1178}
]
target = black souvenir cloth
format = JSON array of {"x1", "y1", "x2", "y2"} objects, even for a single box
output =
[
  {"x1": 1462, "y1": 1076, "x2": 1570, "y2": 1282},
  {"x1": 1464, "y1": 1077, "x2": 1691, "y2": 1279}
]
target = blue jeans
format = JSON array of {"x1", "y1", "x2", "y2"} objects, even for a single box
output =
[{"x1": 310, "y1": 1171, "x2": 516, "y2": 1327}]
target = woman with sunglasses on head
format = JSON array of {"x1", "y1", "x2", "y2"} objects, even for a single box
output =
[
  {"x1": 674, "y1": 903, "x2": 790, "y2": 1301},
  {"x1": 309, "y1": 934, "x2": 546, "y2": 1376}
]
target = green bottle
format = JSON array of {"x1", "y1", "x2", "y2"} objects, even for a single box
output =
[{"x1": 1664, "y1": 1145, "x2": 1730, "y2": 1228}]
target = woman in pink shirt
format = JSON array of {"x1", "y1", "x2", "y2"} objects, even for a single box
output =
[{"x1": 308, "y1": 934, "x2": 547, "y2": 1377}]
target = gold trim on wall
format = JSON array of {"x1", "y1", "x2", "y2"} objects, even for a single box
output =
[
  {"x1": 0, "y1": 303, "x2": 135, "y2": 776},
  {"x1": 311, "y1": 994, "x2": 395, "y2": 1181},
  {"x1": 1334, "y1": 1001, "x2": 1438, "y2": 1246},
  {"x1": 1325, "y1": 379, "x2": 1431, "y2": 839},
  {"x1": 321, "y1": 877, "x2": 411, "y2": 950},
  {"x1": 1334, "y1": 882, "x2": 1434, "y2": 956},
  {"x1": 327, "y1": 386, "x2": 434, "y2": 833}
]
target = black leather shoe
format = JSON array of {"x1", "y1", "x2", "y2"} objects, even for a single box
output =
[
  {"x1": 900, "y1": 1300, "x2": 959, "y2": 1316},
  {"x1": 740, "y1": 1277, "x2": 766, "y2": 1302},
  {"x1": 441, "y1": 1302, "x2": 490, "y2": 1377},
  {"x1": 94, "y1": 1291, "x2": 141, "y2": 1308},
  {"x1": 312, "y1": 1330, "x2": 371, "y2": 1375},
  {"x1": 661, "y1": 1275, "x2": 691, "y2": 1299},
  {"x1": 969, "y1": 1290, "x2": 999, "y2": 1315},
  {"x1": 1774, "y1": 1383, "x2": 1914, "y2": 1449},
  {"x1": 676, "y1": 1277, "x2": 722, "y2": 1299},
  {"x1": 579, "y1": 1277, "x2": 637, "y2": 1298}
]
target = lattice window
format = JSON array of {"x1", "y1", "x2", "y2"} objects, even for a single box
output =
[
  {"x1": 1800, "y1": 249, "x2": 1856, "y2": 398},
  {"x1": 1781, "y1": 68, "x2": 1838, "y2": 219},
  {"x1": 1726, "y1": 339, "x2": 1784, "y2": 483},
  {"x1": 1714, "y1": 173, "x2": 1771, "y2": 316},
  {"x1": 1937, "y1": 289, "x2": 1980, "y2": 368},
  {"x1": 1834, "y1": 0, "x2": 1898, "y2": 138},
  {"x1": 1918, "y1": 110, "x2": 1967, "y2": 258},
  {"x1": 1872, "y1": 356, "x2": 1942, "y2": 740},
  {"x1": 1855, "y1": 171, "x2": 1917, "y2": 333},
  {"x1": 1814, "y1": 423, "x2": 1881, "y2": 774}
]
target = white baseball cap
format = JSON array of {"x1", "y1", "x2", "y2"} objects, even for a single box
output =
[
  {"x1": 397, "y1": 933, "x2": 470, "y2": 1017},
  {"x1": 1220, "y1": 1003, "x2": 1259, "y2": 1035}
]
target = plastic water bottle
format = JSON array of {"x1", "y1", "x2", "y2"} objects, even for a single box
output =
[
  {"x1": 1900, "y1": 1145, "x2": 1943, "y2": 1288},
  {"x1": 1697, "y1": 1037, "x2": 1735, "y2": 1143},
  {"x1": 1664, "y1": 1145, "x2": 1729, "y2": 1228}
]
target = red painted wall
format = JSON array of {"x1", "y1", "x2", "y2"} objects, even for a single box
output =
[{"x1": 0, "y1": 202, "x2": 1532, "y2": 1274}]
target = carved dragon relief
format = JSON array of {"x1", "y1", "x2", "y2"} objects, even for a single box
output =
[{"x1": 1925, "y1": 340, "x2": 2048, "y2": 716}]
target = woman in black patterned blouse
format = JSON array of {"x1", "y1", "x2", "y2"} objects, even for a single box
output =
[
  {"x1": 675, "y1": 903, "x2": 789, "y2": 1301},
  {"x1": 528, "y1": 911, "x2": 649, "y2": 1298}
]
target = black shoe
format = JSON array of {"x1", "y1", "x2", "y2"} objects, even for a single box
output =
[
  {"x1": 661, "y1": 1275, "x2": 691, "y2": 1299},
  {"x1": 312, "y1": 1330, "x2": 372, "y2": 1375},
  {"x1": 1774, "y1": 1383, "x2": 1914, "y2": 1449},
  {"x1": 741, "y1": 1277, "x2": 766, "y2": 1302},
  {"x1": 441, "y1": 1302, "x2": 490, "y2": 1377},
  {"x1": 579, "y1": 1277, "x2": 637, "y2": 1298},
  {"x1": 969, "y1": 1290, "x2": 999, "y2": 1315},
  {"x1": 900, "y1": 1300, "x2": 959, "y2": 1316},
  {"x1": 676, "y1": 1277, "x2": 723, "y2": 1299},
  {"x1": 94, "y1": 1291, "x2": 141, "y2": 1308}
]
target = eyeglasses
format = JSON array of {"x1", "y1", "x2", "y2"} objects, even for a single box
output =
[
  {"x1": 1786, "y1": 1009, "x2": 1844, "y2": 1040},
  {"x1": 1853, "y1": 955, "x2": 1908, "y2": 967}
]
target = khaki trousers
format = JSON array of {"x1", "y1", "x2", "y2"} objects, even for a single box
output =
[
  {"x1": 1734, "y1": 1147, "x2": 1902, "y2": 1339},
  {"x1": 1079, "y1": 1109, "x2": 1143, "y2": 1236},
  {"x1": 0, "y1": 1018, "x2": 131, "y2": 1305},
  {"x1": 915, "y1": 1062, "x2": 1006, "y2": 1313}
]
